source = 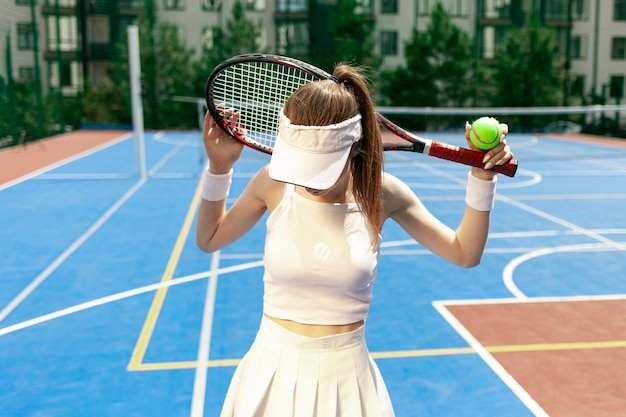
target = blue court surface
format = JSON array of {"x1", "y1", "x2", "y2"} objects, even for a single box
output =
[{"x1": 1, "y1": 129, "x2": 625, "y2": 417}]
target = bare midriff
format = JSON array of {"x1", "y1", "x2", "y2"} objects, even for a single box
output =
[{"x1": 264, "y1": 314, "x2": 365, "y2": 338}]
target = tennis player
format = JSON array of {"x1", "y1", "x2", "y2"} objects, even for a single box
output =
[{"x1": 196, "y1": 63, "x2": 514, "y2": 417}]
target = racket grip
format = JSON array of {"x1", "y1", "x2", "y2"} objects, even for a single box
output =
[{"x1": 429, "y1": 142, "x2": 518, "y2": 177}]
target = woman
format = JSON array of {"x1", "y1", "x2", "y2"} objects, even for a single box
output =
[{"x1": 196, "y1": 63, "x2": 514, "y2": 417}]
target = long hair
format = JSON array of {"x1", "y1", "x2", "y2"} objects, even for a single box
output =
[{"x1": 283, "y1": 64, "x2": 384, "y2": 242}]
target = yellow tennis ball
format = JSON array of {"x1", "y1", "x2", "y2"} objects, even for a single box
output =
[{"x1": 470, "y1": 117, "x2": 501, "y2": 150}]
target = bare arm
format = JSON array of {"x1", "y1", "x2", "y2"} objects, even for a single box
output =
[
  {"x1": 384, "y1": 122, "x2": 514, "y2": 268},
  {"x1": 195, "y1": 110, "x2": 269, "y2": 253},
  {"x1": 384, "y1": 173, "x2": 489, "y2": 268},
  {"x1": 196, "y1": 168, "x2": 270, "y2": 252}
]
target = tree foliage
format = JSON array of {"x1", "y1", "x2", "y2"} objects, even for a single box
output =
[
  {"x1": 315, "y1": 0, "x2": 381, "y2": 71},
  {"x1": 426, "y1": 3, "x2": 474, "y2": 107},
  {"x1": 110, "y1": 12, "x2": 198, "y2": 129},
  {"x1": 493, "y1": 15, "x2": 567, "y2": 129},
  {"x1": 494, "y1": 26, "x2": 565, "y2": 107},
  {"x1": 193, "y1": 1, "x2": 262, "y2": 98},
  {"x1": 377, "y1": 3, "x2": 473, "y2": 129}
]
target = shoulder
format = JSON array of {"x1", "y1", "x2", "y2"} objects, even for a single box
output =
[
  {"x1": 247, "y1": 165, "x2": 285, "y2": 211},
  {"x1": 382, "y1": 171, "x2": 422, "y2": 220}
]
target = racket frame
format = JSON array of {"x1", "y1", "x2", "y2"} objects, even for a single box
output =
[{"x1": 205, "y1": 53, "x2": 518, "y2": 177}]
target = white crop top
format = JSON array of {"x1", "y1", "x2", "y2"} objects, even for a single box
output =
[{"x1": 263, "y1": 184, "x2": 380, "y2": 325}]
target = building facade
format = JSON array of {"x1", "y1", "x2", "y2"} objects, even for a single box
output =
[{"x1": 1, "y1": 0, "x2": 625, "y2": 105}]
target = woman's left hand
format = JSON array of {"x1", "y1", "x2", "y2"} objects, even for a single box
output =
[{"x1": 464, "y1": 121, "x2": 514, "y2": 180}]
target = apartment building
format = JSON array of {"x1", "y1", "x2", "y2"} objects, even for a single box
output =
[{"x1": 1, "y1": 0, "x2": 625, "y2": 105}]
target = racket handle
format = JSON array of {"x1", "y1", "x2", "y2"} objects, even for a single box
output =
[{"x1": 429, "y1": 141, "x2": 518, "y2": 177}]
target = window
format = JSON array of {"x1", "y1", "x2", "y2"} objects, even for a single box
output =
[
  {"x1": 49, "y1": 60, "x2": 81, "y2": 95},
  {"x1": 16, "y1": 0, "x2": 30, "y2": 5},
  {"x1": 418, "y1": 0, "x2": 468, "y2": 16},
  {"x1": 615, "y1": 0, "x2": 626, "y2": 21},
  {"x1": 276, "y1": 21, "x2": 309, "y2": 56},
  {"x1": 201, "y1": 26, "x2": 219, "y2": 50},
  {"x1": 483, "y1": 0, "x2": 511, "y2": 19},
  {"x1": 571, "y1": 35, "x2": 588, "y2": 59},
  {"x1": 18, "y1": 67, "x2": 35, "y2": 82},
  {"x1": 87, "y1": 15, "x2": 110, "y2": 44},
  {"x1": 118, "y1": 0, "x2": 144, "y2": 8},
  {"x1": 47, "y1": 15, "x2": 79, "y2": 51},
  {"x1": 479, "y1": 25, "x2": 508, "y2": 59},
  {"x1": 572, "y1": 0, "x2": 589, "y2": 20},
  {"x1": 380, "y1": 30, "x2": 397, "y2": 56},
  {"x1": 17, "y1": 23, "x2": 34, "y2": 50},
  {"x1": 612, "y1": 37, "x2": 626, "y2": 59},
  {"x1": 380, "y1": 0, "x2": 397, "y2": 14},
  {"x1": 164, "y1": 0, "x2": 185, "y2": 10},
  {"x1": 445, "y1": 0, "x2": 468, "y2": 16},
  {"x1": 42, "y1": 0, "x2": 76, "y2": 5},
  {"x1": 246, "y1": 0, "x2": 265, "y2": 11},
  {"x1": 544, "y1": 0, "x2": 568, "y2": 20},
  {"x1": 357, "y1": 0, "x2": 374, "y2": 15},
  {"x1": 609, "y1": 75, "x2": 624, "y2": 99},
  {"x1": 276, "y1": 0, "x2": 307, "y2": 13},
  {"x1": 202, "y1": 0, "x2": 221, "y2": 11}
]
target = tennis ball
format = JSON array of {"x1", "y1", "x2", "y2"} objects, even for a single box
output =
[{"x1": 469, "y1": 117, "x2": 501, "y2": 150}]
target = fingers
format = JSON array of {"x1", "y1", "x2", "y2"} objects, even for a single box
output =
[
  {"x1": 483, "y1": 137, "x2": 514, "y2": 170},
  {"x1": 214, "y1": 104, "x2": 247, "y2": 137}
]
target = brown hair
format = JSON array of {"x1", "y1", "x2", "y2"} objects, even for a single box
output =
[{"x1": 283, "y1": 64, "x2": 384, "y2": 242}]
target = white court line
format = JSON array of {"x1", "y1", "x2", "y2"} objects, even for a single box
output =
[
  {"x1": 0, "y1": 261, "x2": 264, "y2": 338},
  {"x1": 0, "y1": 133, "x2": 196, "y2": 325},
  {"x1": 499, "y1": 195, "x2": 625, "y2": 250},
  {"x1": 432, "y1": 301, "x2": 549, "y2": 417},
  {"x1": 503, "y1": 242, "x2": 626, "y2": 299},
  {"x1": 439, "y1": 293, "x2": 626, "y2": 306},
  {"x1": 148, "y1": 131, "x2": 192, "y2": 176},
  {"x1": 35, "y1": 173, "x2": 136, "y2": 180},
  {"x1": 496, "y1": 194, "x2": 626, "y2": 298},
  {"x1": 0, "y1": 177, "x2": 147, "y2": 324},
  {"x1": 153, "y1": 131, "x2": 203, "y2": 147},
  {"x1": 191, "y1": 251, "x2": 221, "y2": 417}
]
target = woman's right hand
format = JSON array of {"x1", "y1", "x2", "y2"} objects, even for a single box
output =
[{"x1": 202, "y1": 107, "x2": 244, "y2": 174}]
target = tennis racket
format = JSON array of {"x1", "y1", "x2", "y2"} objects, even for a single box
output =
[{"x1": 205, "y1": 54, "x2": 518, "y2": 177}]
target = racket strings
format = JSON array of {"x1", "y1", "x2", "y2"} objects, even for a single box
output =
[{"x1": 211, "y1": 62, "x2": 317, "y2": 150}]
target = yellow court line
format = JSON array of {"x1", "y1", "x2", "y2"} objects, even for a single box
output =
[
  {"x1": 127, "y1": 181, "x2": 203, "y2": 371},
  {"x1": 128, "y1": 339, "x2": 626, "y2": 371},
  {"x1": 484, "y1": 339, "x2": 626, "y2": 353}
]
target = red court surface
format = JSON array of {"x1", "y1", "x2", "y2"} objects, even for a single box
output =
[
  {"x1": 441, "y1": 298, "x2": 626, "y2": 417},
  {"x1": 0, "y1": 130, "x2": 130, "y2": 186}
]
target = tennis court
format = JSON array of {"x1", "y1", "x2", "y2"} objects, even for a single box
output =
[{"x1": 1, "y1": 127, "x2": 625, "y2": 417}]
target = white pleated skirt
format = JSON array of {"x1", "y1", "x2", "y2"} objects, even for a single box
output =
[{"x1": 220, "y1": 316, "x2": 395, "y2": 417}]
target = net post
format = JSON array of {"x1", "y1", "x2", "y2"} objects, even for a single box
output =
[{"x1": 128, "y1": 25, "x2": 147, "y2": 178}]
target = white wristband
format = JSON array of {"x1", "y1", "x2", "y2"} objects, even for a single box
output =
[
  {"x1": 201, "y1": 167, "x2": 233, "y2": 201},
  {"x1": 465, "y1": 171, "x2": 497, "y2": 211}
]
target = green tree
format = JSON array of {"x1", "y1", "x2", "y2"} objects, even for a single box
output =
[
  {"x1": 427, "y1": 3, "x2": 474, "y2": 107},
  {"x1": 377, "y1": 29, "x2": 437, "y2": 130},
  {"x1": 81, "y1": 81, "x2": 130, "y2": 125},
  {"x1": 111, "y1": 13, "x2": 198, "y2": 129},
  {"x1": 193, "y1": 1, "x2": 263, "y2": 99},
  {"x1": 378, "y1": 4, "x2": 475, "y2": 130},
  {"x1": 316, "y1": 0, "x2": 381, "y2": 71},
  {"x1": 493, "y1": 15, "x2": 566, "y2": 130}
]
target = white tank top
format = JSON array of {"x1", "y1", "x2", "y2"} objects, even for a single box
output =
[{"x1": 263, "y1": 184, "x2": 380, "y2": 325}]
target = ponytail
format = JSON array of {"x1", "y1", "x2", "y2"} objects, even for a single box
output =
[{"x1": 333, "y1": 64, "x2": 384, "y2": 243}]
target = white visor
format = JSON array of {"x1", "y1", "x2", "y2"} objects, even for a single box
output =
[{"x1": 269, "y1": 110, "x2": 362, "y2": 190}]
